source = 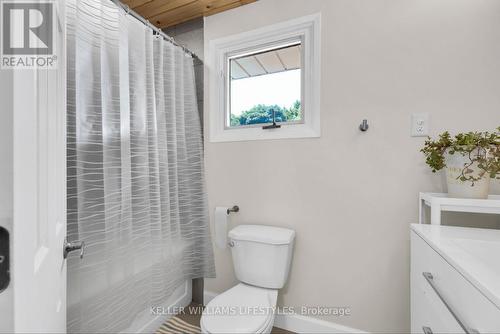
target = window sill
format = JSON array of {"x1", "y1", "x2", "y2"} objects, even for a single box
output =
[{"x1": 209, "y1": 121, "x2": 320, "y2": 142}]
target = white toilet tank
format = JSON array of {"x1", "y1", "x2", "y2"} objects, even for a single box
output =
[{"x1": 228, "y1": 225, "x2": 295, "y2": 289}]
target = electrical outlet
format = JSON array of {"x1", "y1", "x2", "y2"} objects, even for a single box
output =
[{"x1": 411, "y1": 113, "x2": 430, "y2": 137}]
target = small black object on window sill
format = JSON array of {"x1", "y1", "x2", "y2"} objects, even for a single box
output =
[
  {"x1": 262, "y1": 122, "x2": 281, "y2": 130},
  {"x1": 262, "y1": 108, "x2": 282, "y2": 130}
]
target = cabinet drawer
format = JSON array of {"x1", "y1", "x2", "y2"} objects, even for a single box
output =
[
  {"x1": 412, "y1": 277, "x2": 464, "y2": 333},
  {"x1": 411, "y1": 231, "x2": 500, "y2": 333}
]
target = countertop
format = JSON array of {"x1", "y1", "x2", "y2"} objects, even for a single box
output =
[{"x1": 411, "y1": 224, "x2": 500, "y2": 310}]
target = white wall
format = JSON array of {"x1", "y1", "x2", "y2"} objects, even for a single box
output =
[
  {"x1": 0, "y1": 69, "x2": 13, "y2": 332},
  {"x1": 203, "y1": 0, "x2": 500, "y2": 332}
]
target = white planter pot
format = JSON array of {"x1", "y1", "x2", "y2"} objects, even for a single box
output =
[{"x1": 445, "y1": 152, "x2": 490, "y2": 199}]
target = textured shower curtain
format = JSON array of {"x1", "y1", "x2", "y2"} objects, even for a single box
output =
[{"x1": 66, "y1": 0, "x2": 215, "y2": 332}]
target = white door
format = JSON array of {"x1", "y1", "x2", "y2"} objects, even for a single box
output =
[{"x1": 12, "y1": 1, "x2": 68, "y2": 332}]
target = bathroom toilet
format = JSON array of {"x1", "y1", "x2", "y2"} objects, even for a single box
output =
[{"x1": 200, "y1": 225, "x2": 295, "y2": 334}]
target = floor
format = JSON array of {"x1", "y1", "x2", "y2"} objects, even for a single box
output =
[{"x1": 175, "y1": 303, "x2": 295, "y2": 334}]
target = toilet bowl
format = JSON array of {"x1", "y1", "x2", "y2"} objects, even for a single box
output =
[
  {"x1": 200, "y1": 283, "x2": 277, "y2": 334},
  {"x1": 200, "y1": 225, "x2": 295, "y2": 334}
]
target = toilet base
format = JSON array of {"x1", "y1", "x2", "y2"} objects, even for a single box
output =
[
  {"x1": 200, "y1": 283, "x2": 278, "y2": 334},
  {"x1": 200, "y1": 314, "x2": 275, "y2": 334}
]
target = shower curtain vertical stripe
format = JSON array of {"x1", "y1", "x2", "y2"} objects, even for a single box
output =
[{"x1": 66, "y1": 1, "x2": 215, "y2": 332}]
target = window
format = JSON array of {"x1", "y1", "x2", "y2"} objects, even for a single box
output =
[
  {"x1": 228, "y1": 42, "x2": 303, "y2": 128},
  {"x1": 208, "y1": 14, "x2": 321, "y2": 142}
]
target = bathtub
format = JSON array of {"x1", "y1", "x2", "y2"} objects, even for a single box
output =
[
  {"x1": 67, "y1": 278, "x2": 192, "y2": 333},
  {"x1": 124, "y1": 280, "x2": 192, "y2": 333},
  {"x1": 67, "y1": 238, "x2": 194, "y2": 333}
]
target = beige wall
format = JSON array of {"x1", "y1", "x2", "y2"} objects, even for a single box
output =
[{"x1": 203, "y1": 0, "x2": 500, "y2": 332}]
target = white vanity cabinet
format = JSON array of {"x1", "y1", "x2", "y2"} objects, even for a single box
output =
[{"x1": 411, "y1": 224, "x2": 500, "y2": 334}]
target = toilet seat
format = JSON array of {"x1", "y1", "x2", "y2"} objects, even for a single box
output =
[{"x1": 200, "y1": 283, "x2": 278, "y2": 334}]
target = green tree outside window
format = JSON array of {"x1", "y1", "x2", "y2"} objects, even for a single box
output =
[{"x1": 230, "y1": 100, "x2": 301, "y2": 127}]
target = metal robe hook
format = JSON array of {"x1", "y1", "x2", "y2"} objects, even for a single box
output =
[{"x1": 359, "y1": 119, "x2": 369, "y2": 132}]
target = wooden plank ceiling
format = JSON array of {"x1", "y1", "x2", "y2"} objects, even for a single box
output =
[{"x1": 121, "y1": 0, "x2": 257, "y2": 28}]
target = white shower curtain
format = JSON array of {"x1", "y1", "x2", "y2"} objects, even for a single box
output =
[{"x1": 66, "y1": 1, "x2": 215, "y2": 332}]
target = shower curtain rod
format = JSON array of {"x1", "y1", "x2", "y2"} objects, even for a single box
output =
[{"x1": 109, "y1": 0, "x2": 197, "y2": 58}]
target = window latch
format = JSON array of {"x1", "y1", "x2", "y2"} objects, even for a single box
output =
[{"x1": 262, "y1": 109, "x2": 281, "y2": 130}]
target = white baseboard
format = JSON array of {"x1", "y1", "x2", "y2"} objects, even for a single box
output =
[
  {"x1": 203, "y1": 290, "x2": 365, "y2": 334},
  {"x1": 274, "y1": 313, "x2": 365, "y2": 333}
]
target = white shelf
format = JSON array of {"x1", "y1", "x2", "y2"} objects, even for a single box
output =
[{"x1": 419, "y1": 192, "x2": 500, "y2": 225}]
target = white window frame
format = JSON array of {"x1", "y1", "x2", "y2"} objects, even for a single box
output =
[
  {"x1": 207, "y1": 13, "x2": 321, "y2": 142},
  {"x1": 226, "y1": 39, "x2": 304, "y2": 129}
]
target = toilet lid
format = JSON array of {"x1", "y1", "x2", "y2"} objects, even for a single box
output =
[{"x1": 201, "y1": 284, "x2": 277, "y2": 333}]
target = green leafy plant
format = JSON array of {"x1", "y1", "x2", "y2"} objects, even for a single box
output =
[{"x1": 421, "y1": 127, "x2": 500, "y2": 183}]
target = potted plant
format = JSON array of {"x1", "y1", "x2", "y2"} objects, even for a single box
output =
[{"x1": 421, "y1": 127, "x2": 500, "y2": 199}]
